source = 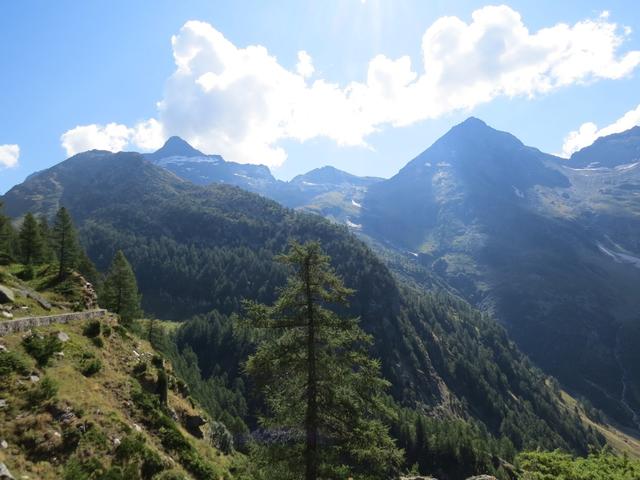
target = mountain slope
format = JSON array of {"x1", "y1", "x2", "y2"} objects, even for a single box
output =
[
  {"x1": 1, "y1": 150, "x2": 599, "y2": 454},
  {"x1": 358, "y1": 118, "x2": 640, "y2": 429},
  {"x1": 0, "y1": 285, "x2": 232, "y2": 480}
]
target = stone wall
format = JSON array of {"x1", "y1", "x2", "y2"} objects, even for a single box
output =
[{"x1": 0, "y1": 309, "x2": 108, "y2": 336}]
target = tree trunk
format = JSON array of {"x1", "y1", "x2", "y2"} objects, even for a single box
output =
[{"x1": 304, "y1": 255, "x2": 318, "y2": 480}]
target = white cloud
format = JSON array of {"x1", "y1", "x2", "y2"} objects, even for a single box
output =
[
  {"x1": 0, "y1": 144, "x2": 20, "y2": 169},
  {"x1": 60, "y1": 119, "x2": 164, "y2": 157},
  {"x1": 61, "y1": 7, "x2": 640, "y2": 166},
  {"x1": 560, "y1": 103, "x2": 640, "y2": 157},
  {"x1": 296, "y1": 51, "x2": 315, "y2": 78}
]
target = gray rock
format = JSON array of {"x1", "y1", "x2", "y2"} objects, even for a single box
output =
[
  {"x1": 1, "y1": 311, "x2": 12, "y2": 319},
  {"x1": 0, "y1": 439, "x2": 7, "y2": 449},
  {"x1": 29, "y1": 375, "x2": 40, "y2": 383},
  {"x1": 0, "y1": 462, "x2": 14, "y2": 479},
  {"x1": 0, "y1": 344, "x2": 7, "y2": 352},
  {"x1": 0, "y1": 399, "x2": 7, "y2": 409},
  {"x1": 57, "y1": 331, "x2": 70, "y2": 342},
  {"x1": 466, "y1": 476, "x2": 498, "y2": 480},
  {"x1": 0, "y1": 285, "x2": 15, "y2": 304}
]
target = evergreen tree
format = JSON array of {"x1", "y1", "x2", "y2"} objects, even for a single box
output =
[
  {"x1": 100, "y1": 250, "x2": 142, "y2": 323},
  {"x1": 78, "y1": 250, "x2": 100, "y2": 286},
  {"x1": 243, "y1": 241, "x2": 403, "y2": 480},
  {"x1": 19, "y1": 212, "x2": 44, "y2": 265},
  {"x1": 37, "y1": 215, "x2": 54, "y2": 263},
  {"x1": 52, "y1": 207, "x2": 80, "y2": 279},
  {"x1": 0, "y1": 201, "x2": 18, "y2": 260},
  {"x1": 156, "y1": 368, "x2": 168, "y2": 406}
]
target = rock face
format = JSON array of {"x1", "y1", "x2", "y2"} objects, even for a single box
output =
[{"x1": 0, "y1": 285, "x2": 15, "y2": 304}]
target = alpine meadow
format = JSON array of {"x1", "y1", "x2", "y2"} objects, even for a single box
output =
[{"x1": 2, "y1": 2, "x2": 640, "y2": 479}]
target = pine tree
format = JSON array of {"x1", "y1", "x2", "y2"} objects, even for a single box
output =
[
  {"x1": 37, "y1": 215, "x2": 54, "y2": 263},
  {"x1": 100, "y1": 250, "x2": 142, "y2": 323},
  {"x1": 0, "y1": 201, "x2": 18, "y2": 261},
  {"x1": 52, "y1": 207, "x2": 80, "y2": 279},
  {"x1": 19, "y1": 212, "x2": 44, "y2": 265},
  {"x1": 243, "y1": 241, "x2": 403, "y2": 480}
]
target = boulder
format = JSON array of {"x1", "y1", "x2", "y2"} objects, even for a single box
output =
[
  {"x1": 0, "y1": 285, "x2": 14, "y2": 304},
  {"x1": 1, "y1": 311, "x2": 12, "y2": 319},
  {"x1": 57, "y1": 332, "x2": 70, "y2": 342},
  {"x1": 184, "y1": 414, "x2": 207, "y2": 438},
  {"x1": 0, "y1": 462, "x2": 14, "y2": 480}
]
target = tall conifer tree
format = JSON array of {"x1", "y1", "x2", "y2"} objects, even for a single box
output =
[
  {"x1": 244, "y1": 241, "x2": 402, "y2": 480},
  {"x1": 19, "y1": 212, "x2": 44, "y2": 265},
  {"x1": 100, "y1": 250, "x2": 142, "y2": 323},
  {"x1": 52, "y1": 207, "x2": 80, "y2": 279}
]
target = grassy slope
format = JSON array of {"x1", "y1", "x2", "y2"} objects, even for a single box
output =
[{"x1": 0, "y1": 316, "x2": 234, "y2": 479}]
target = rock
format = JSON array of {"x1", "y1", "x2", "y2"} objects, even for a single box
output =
[
  {"x1": 1, "y1": 311, "x2": 12, "y2": 319},
  {"x1": 133, "y1": 423, "x2": 142, "y2": 432},
  {"x1": 400, "y1": 477, "x2": 438, "y2": 480},
  {"x1": 0, "y1": 439, "x2": 7, "y2": 449},
  {"x1": 466, "y1": 476, "x2": 498, "y2": 480},
  {"x1": 113, "y1": 437, "x2": 121, "y2": 446},
  {"x1": 0, "y1": 285, "x2": 15, "y2": 304},
  {"x1": 29, "y1": 375, "x2": 40, "y2": 383},
  {"x1": 184, "y1": 414, "x2": 207, "y2": 438},
  {"x1": 57, "y1": 332, "x2": 70, "y2": 342},
  {"x1": 54, "y1": 351, "x2": 65, "y2": 358},
  {"x1": 0, "y1": 462, "x2": 15, "y2": 480},
  {"x1": 0, "y1": 399, "x2": 7, "y2": 409},
  {"x1": 0, "y1": 344, "x2": 8, "y2": 352}
]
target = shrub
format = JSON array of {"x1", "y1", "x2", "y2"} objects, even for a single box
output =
[
  {"x1": 0, "y1": 350, "x2": 28, "y2": 377},
  {"x1": 151, "y1": 354, "x2": 164, "y2": 369},
  {"x1": 102, "y1": 324, "x2": 112, "y2": 337},
  {"x1": 133, "y1": 361, "x2": 148, "y2": 375},
  {"x1": 91, "y1": 336, "x2": 104, "y2": 348},
  {"x1": 210, "y1": 420, "x2": 234, "y2": 454},
  {"x1": 27, "y1": 376, "x2": 58, "y2": 405},
  {"x1": 80, "y1": 358, "x2": 102, "y2": 377},
  {"x1": 22, "y1": 333, "x2": 63, "y2": 367},
  {"x1": 83, "y1": 320, "x2": 101, "y2": 338}
]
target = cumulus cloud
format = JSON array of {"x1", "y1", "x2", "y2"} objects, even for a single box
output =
[
  {"x1": 560, "y1": 103, "x2": 640, "y2": 157},
  {"x1": 61, "y1": 6, "x2": 640, "y2": 166},
  {"x1": 61, "y1": 119, "x2": 164, "y2": 157},
  {"x1": 296, "y1": 51, "x2": 315, "y2": 78},
  {"x1": 0, "y1": 144, "x2": 20, "y2": 169}
]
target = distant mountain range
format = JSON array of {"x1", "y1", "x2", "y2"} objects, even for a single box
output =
[{"x1": 3, "y1": 117, "x2": 640, "y2": 433}]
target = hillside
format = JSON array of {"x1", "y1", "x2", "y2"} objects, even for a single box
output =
[
  {"x1": 0, "y1": 265, "x2": 236, "y2": 480},
  {"x1": 0, "y1": 151, "x2": 603, "y2": 463}
]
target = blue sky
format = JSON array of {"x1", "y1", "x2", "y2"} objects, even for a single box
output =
[{"x1": 1, "y1": 0, "x2": 640, "y2": 193}]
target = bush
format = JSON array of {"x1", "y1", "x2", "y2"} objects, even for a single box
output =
[
  {"x1": 0, "y1": 350, "x2": 28, "y2": 377},
  {"x1": 151, "y1": 354, "x2": 164, "y2": 369},
  {"x1": 80, "y1": 358, "x2": 102, "y2": 377},
  {"x1": 91, "y1": 336, "x2": 104, "y2": 348},
  {"x1": 102, "y1": 324, "x2": 112, "y2": 337},
  {"x1": 27, "y1": 376, "x2": 58, "y2": 405},
  {"x1": 210, "y1": 421, "x2": 234, "y2": 454},
  {"x1": 22, "y1": 333, "x2": 63, "y2": 367},
  {"x1": 133, "y1": 361, "x2": 148, "y2": 375},
  {"x1": 83, "y1": 320, "x2": 102, "y2": 338}
]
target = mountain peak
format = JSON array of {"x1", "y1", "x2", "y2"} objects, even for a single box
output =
[{"x1": 147, "y1": 136, "x2": 204, "y2": 161}]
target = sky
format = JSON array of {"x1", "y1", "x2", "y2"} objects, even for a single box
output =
[{"x1": 2, "y1": 0, "x2": 640, "y2": 193}]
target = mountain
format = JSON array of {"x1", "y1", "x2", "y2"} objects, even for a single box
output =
[
  {"x1": 144, "y1": 137, "x2": 278, "y2": 193},
  {"x1": 0, "y1": 149, "x2": 600, "y2": 460},
  {"x1": 357, "y1": 118, "x2": 640, "y2": 429},
  {"x1": 143, "y1": 138, "x2": 380, "y2": 223},
  {"x1": 568, "y1": 126, "x2": 640, "y2": 168}
]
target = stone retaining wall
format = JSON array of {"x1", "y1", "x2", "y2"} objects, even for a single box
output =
[{"x1": 0, "y1": 309, "x2": 108, "y2": 336}]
